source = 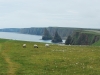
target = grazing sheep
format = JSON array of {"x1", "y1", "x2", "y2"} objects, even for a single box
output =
[
  {"x1": 34, "y1": 44, "x2": 38, "y2": 48},
  {"x1": 45, "y1": 44, "x2": 50, "y2": 47},
  {"x1": 23, "y1": 44, "x2": 26, "y2": 48}
]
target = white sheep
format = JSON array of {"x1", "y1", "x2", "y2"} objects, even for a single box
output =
[
  {"x1": 34, "y1": 44, "x2": 38, "y2": 48},
  {"x1": 45, "y1": 44, "x2": 50, "y2": 47},
  {"x1": 23, "y1": 44, "x2": 26, "y2": 48}
]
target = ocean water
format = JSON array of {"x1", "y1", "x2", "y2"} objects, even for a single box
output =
[{"x1": 0, "y1": 32, "x2": 65, "y2": 43}]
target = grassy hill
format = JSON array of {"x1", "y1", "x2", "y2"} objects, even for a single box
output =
[{"x1": 0, "y1": 39, "x2": 100, "y2": 75}]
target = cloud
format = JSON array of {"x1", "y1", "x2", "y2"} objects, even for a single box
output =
[{"x1": 0, "y1": 0, "x2": 100, "y2": 28}]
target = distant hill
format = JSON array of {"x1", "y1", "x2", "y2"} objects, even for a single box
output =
[{"x1": 0, "y1": 28, "x2": 21, "y2": 32}]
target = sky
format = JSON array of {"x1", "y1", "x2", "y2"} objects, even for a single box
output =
[{"x1": 0, "y1": 0, "x2": 100, "y2": 28}]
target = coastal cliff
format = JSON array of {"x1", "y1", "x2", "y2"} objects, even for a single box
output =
[{"x1": 65, "y1": 30, "x2": 100, "y2": 45}]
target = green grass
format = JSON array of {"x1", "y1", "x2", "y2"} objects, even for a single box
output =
[
  {"x1": 92, "y1": 40, "x2": 100, "y2": 46},
  {"x1": 83, "y1": 30, "x2": 100, "y2": 34},
  {"x1": 0, "y1": 39, "x2": 100, "y2": 75},
  {"x1": 0, "y1": 38, "x2": 10, "y2": 43}
]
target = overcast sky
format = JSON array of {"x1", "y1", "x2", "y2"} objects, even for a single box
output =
[{"x1": 0, "y1": 0, "x2": 100, "y2": 28}]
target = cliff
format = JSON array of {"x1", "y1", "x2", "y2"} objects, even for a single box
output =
[
  {"x1": 65, "y1": 30, "x2": 100, "y2": 45},
  {"x1": 0, "y1": 27, "x2": 100, "y2": 41},
  {"x1": 19, "y1": 27, "x2": 77, "y2": 39},
  {"x1": 42, "y1": 28, "x2": 52, "y2": 40},
  {"x1": 52, "y1": 31, "x2": 62, "y2": 43},
  {"x1": 20, "y1": 27, "x2": 44, "y2": 35}
]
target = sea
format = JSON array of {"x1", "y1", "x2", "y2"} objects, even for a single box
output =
[{"x1": 0, "y1": 32, "x2": 65, "y2": 43}]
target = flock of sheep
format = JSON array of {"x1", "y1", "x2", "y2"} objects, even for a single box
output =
[{"x1": 23, "y1": 43, "x2": 50, "y2": 48}]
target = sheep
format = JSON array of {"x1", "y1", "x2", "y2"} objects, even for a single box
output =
[
  {"x1": 45, "y1": 44, "x2": 50, "y2": 47},
  {"x1": 34, "y1": 44, "x2": 38, "y2": 48},
  {"x1": 23, "y1": 44, "x2": 26, "y2": 48}
]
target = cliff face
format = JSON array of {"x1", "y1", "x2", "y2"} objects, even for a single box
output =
[
  {"x1": 47, "y1": 27, "x2": 76, "y2": 39},
  {"x1": 42, "y1": 28, "x2": 52, "y2": 40},
  {"x1": 0, "y1": 27, "x2": 77, "y2": 40},
  {"x1": 20, "y1": 28, "x2": 44, "y2": 35},
  {"x1": 19, "y1": 27, "x2": 78, "y2": 39},
  {"x1": 67, "y1": 31, "x2": 100, "y2": 45},
  {"x1": 52, "y1": 31, "x2": 62, "y2": 43},
  {"x1": 1, "y1": 27, "x2": 100, "y2": 42},
  {"x1": 19, "y1": 27, "x2": 99, "y2": 39}
]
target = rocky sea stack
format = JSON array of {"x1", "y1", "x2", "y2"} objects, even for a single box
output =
[
  {"x1": 42, "y1": 28, "x2": 52, "y2": 40},
  {"x1": 52, "y1": 31, "x2": 62, "y2": 43}
]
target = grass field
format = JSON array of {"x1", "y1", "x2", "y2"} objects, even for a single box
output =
[{"x1": 0, "y1": 39, "x2": 100, "y2": 75}]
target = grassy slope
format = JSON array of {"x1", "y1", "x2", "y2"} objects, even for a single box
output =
[
  {"x1": 92, "y1": 40, "x2": 100, "y2": 46},
  {"x1": 0, "y1": 39, "x2": 100, "y2": 75}
]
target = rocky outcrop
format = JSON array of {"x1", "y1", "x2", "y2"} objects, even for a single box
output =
[
  {"x1": 91, "y1": 35, "x2": 100, "y2": 43},
  {"x1": 65, "y1": 35, "x2": 72, "y2": 45},
  {"x1": 52, "y1": 31, "x2": 62, "y2": 43},
  {"x1": 42, "y1": 28, "x2": 52, "y2": 40}
]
